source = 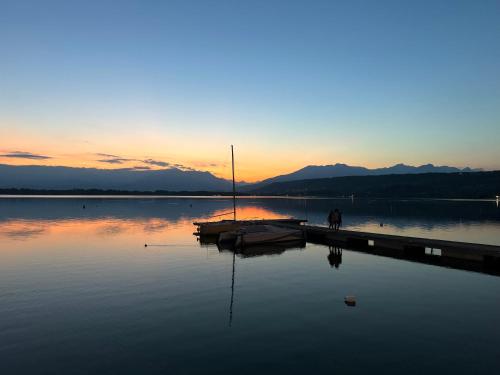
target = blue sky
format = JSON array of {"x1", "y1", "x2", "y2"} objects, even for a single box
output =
[{"x1": 1, "y1": 0, "x2": 499, "y2": 180}]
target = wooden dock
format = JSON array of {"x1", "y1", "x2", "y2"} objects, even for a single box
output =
[
  {"x1": 276, "y1": 223, "x2": 500, "y2": 274},
  {"x1": 194, "y1": 218, "x2": 500, "y2": 275}
]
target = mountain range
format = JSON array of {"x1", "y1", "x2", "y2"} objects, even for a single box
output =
[
  {"x1": 247, "y1": 163, "x2": 480, "y2": 189},
  {"x1": 248, "y1": 171, "x2": 500, "y2": 199},
  {"x1": 0, "y1": 164, "x2": 231, "y2": 191},
  {"x1": 0, "y1": 163, "x2": 482, "y2": 192}
]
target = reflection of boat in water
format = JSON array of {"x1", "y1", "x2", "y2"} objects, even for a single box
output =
[
  {"x1": 218, "y1": 224, "x2": 306, "y2": 249},
  {"x1": 194, "y1": 218, "x2": 306, "y2": 236},
  {"x1": 198, "y1": 229, "x2": 305, "y2": 258},
  {"x1": 235, "y1": 240, "x2": 306, "y2": 258}
]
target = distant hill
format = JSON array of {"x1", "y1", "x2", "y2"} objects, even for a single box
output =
[
  {"x1": 0, "y1": 164, "x2": 232, "y2": 192},
  {"x1": 248, "y1": 171, "x2": 500, "y2": 199},
  {"x1": 245, "y1": 163, "x2": 481, "y2": 190}
]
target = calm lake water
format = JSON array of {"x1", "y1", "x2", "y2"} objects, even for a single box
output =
[{"x1": 1, "y1": 197, "x2": 500, "y2": 374}]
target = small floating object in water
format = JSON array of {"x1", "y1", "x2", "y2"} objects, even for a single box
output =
[
  {"x1": 83, "y1": 205, "x2": 86, "y2": 209},
  {"x1": 144, "y1": 243, "x2": 148, "y2": 247},
  {"x1": 344, "y1": 296, "x2": 356, "y2": 306},
  {"x1": 379, "y1": 222, "x2": 383, "y2": 227}
]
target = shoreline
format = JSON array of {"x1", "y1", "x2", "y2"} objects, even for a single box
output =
[{"x1": 0, "y1": 194, "x2": 496, "y2": 202}]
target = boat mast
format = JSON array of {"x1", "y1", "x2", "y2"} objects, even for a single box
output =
[{"x1": 231, "y1": 145, "x2": 236, "y2": 221}]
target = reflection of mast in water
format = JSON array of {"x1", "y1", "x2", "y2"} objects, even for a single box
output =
[
  {"x1": 496, "y1": 195, "x2": 499, "y2": 208},
  {"x1": 229, "y1": 251, "x2": 236, "y2": 327}
]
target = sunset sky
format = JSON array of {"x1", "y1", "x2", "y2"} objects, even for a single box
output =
[{"x1": 1, "y1": 0, "x2": 499, "y2": 182}]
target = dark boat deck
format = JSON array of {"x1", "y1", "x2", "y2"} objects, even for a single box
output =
[{"x1": 193, "y1": 218, "x2": 307, "y2": 226}]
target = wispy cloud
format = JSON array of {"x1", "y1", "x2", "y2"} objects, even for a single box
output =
[
  {"x1": 172, "y1": 163, "x2": 196, "y2": 171},
  {"x1": 143, "y1": 159, "x2": 171, "y2": 167},
  {"x1": 0, "y1": 151, "x2": 51, "y2": 160},
  {"x1": 192, "y1": 161, "x2": 225, "y2": 168},
  {"x1": 97, "y1": 157, "x2": 135, "y2": 164},
  {"x1": 132, "y1": 165, "x2": 151, "y2": 170},
  {"x1": 96, "y1": 153, "x2": 137, "y2": 164},
  {"x1": 95, "y1": 153, "x2": 120, "y2": 158},
  {"x1": 95, "y1": 153, "x2": 196, "y2": 171}
]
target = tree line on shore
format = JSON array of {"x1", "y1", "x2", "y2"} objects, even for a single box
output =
[{"x1": 1, "y1": 171, "x2": 499, "y2": 199}]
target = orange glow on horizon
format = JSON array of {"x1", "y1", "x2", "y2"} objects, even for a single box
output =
[
  {"x1": 0, "y1": 148, "x2": 316, "y2": 183},
  {"x1": 1, "y1": 125, "x2": 366, "y2": 182},
  {"x1": 3, "y1": 125, "x2": 492, "y2": 182}
]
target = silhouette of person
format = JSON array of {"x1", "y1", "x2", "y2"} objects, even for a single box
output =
[
  {"x1": 332, "y1": 208, "x2": 342, "y2": 231},
  {"x1": 328, "y1": 210, "x2": 334, "y2": 229},
  {"x1": 336, "y1": 209, "x2": 342, "y2": 231}
]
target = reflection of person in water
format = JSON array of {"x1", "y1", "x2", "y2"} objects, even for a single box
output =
[{"x1": 328, "y1": 246, "x2": 342, "y2": 269}]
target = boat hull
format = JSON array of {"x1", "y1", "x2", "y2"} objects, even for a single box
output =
[{"x1": 235, "y1": 225, "x2": 305, "y2": 248}]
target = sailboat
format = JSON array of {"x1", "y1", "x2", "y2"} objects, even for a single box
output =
[{"x1": 194, "y1": 146, "x2": 307, "y2": 237}]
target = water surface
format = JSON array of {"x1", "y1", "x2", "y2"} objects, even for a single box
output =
[{"x1": 1, "y1": 197, "x2": 499, "y2": 374}]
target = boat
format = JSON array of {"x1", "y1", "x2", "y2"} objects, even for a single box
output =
[
  {"x1": 194, "y1": 220, "x2": 242, "y2": 236},
  {"x1": 231, "y1": 224, "x2": 305, "y2": 248}
]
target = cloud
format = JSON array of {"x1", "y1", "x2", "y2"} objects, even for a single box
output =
[
  {"x1": 96, "y1": 153, "x2": 120, "y2": 158},
  {"x1": 132, "y1": 165, "x2": 151, "y2": 170},
  {"x1": 0, "y1": 151, "x2": 51, "y2": 160},
  {"x1": 143, "y1": 159, "x2": 171, "y2": 167},
  {"x1": 97, "y1": 157, "x2": 134, "y2": 164},
  {"x1": 96, "y1": 154, "x2": 179, "y2": 169},
  {"x1": 192, "y1": 161, "x2": 225, "y2": 168},
  {"x1": 96, "y1": 153, "x2": 137, "y2": 164},
  {"x1": 170, "y1": 163, "x2": 197, "y2": 171}
]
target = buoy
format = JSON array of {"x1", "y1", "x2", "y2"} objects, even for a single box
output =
[
  {"x1": 344, "y1": 295, "x2": 356, "y2": 306},
  {"x1": 144, "y1": 244, "x2": 147, "y2": 247}
]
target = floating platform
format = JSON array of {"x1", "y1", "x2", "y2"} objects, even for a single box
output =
[{"x1": 193, "y1": 218, "x2": 307, "y2": 236}]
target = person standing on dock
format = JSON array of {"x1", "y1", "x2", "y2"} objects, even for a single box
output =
[
  {"x1": 328, "y1": 210, "x2": 335, "y2": 229},
  {"x1": 335, "y1": 209, "x2": 342, "y2": 231}
]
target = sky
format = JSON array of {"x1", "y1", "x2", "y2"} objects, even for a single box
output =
[{"x1": 1, "y1": 0, "x2": 499, "y2": 182}]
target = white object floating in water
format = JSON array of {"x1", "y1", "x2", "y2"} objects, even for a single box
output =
[{"x1": 344, "y1": 295, "x2": 356, "y2": 306}]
